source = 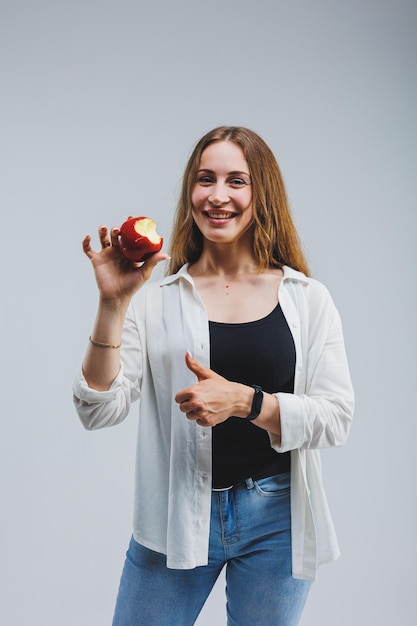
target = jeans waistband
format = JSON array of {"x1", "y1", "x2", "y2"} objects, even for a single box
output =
[{"x1": 212, "y1": 469, "x2": 290, "y2": 492}]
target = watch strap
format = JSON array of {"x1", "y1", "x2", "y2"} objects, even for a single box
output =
[{"x1": 246, "y1": 385, "x2": 264, "y2": 420}]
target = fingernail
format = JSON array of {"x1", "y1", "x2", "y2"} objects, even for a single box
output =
[{"x1": 187, "y1": 350, "x2": 193, "y2": 359}]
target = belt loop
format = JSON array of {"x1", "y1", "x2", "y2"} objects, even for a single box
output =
[{"x1": 245, "y1": 477, "x2": 254, "y2": 489}]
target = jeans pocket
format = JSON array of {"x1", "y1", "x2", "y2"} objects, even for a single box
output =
[{"x1": 253, "y1": 471, "x2": 291, "y2": 497}]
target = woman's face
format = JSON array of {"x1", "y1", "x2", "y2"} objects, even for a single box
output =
[{"x1": 191, "y1": 141, "x2": 253, "y2": 246}]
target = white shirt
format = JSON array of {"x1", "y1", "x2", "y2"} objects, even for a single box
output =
[{"x1": 73, "y1": 265, "x2": 354, "y2": 581}]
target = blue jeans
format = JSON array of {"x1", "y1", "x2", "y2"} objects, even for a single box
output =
[{"x1": 112, "y1": 472, "x2": 311, "y2": 625}]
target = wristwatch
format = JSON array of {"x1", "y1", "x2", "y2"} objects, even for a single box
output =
[{"x1": 246, "y1": 385, "x2": 264, "y2": 420}]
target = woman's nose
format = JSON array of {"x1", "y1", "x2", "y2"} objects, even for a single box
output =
[{"x1": 208, "y1": 184, "x2": 229, "y2": 206}]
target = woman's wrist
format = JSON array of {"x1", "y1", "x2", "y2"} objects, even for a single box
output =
[
  {"x1": 89, "y1": 336, "x2": 121, "y2": 349},
  {"x1": 98, "y1": 294, "x2": 131, "y2": 314},
  {"x1": 234, "y1": 383, "x2": 258, "y2": 418},
  {"x1": 235, "y1": 385, "x2": 281, "y2": 438},
  {"x1": 88, "y1": 299, "x2": 128, "y2": 352}
]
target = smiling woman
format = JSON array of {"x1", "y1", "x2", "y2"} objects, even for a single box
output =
[
  {"x1": 191, "y1": 141, "x2": 254, "y2": 246},
  {"x1": 169, "y1": 126, "x2": 310, "y2": 275},
  {"x1": 73, "y1": 126, "x2": 354, "y2": 626}
]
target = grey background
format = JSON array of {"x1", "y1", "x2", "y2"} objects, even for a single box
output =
[{"x1": 1, "y1": 0, "x2": 415, "y2": 624}]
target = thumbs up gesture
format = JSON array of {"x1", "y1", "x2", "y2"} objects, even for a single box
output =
[{"x1": 175, "y1": 352, "x2": 252, "y2": 427}]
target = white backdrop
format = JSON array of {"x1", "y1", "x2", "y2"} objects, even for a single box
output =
[{"x1": 1, "y1": 1, "x2": 415, "y2": 624}]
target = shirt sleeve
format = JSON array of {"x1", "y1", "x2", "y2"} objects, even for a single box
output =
[
  {"x1": 72, "y1": 301, "x2": 143, "y2": 430},
  {"x1": 271, "y1": 283, "x2": 354, "y2": 452}
]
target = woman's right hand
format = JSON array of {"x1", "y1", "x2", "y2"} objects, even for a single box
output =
[
  {"x1": 81, "y1": 223, "x2": 169, "y2": 391},
  {"x1": 82, "y1": 224, "x2": 169, "y2": 305}
]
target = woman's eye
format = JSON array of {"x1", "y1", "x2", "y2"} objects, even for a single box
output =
[
  {"x1": 197, "y1": 176, "x2": 214, "y2": 185},
  {"x1": 229, "y1": 178, "x2": 248, "y2": 187}
]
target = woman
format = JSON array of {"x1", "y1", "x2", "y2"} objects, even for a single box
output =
[{"x1": 73, "y1": 126, "x2": 354, "y2": 625}]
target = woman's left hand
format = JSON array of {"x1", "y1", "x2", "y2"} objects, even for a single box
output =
[{"x1": 175, "y1": 352, "x2": 252, "y2": 427}]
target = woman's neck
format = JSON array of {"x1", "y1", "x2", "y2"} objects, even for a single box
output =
[{"x1": 189, "y1": 243, "x2": 259, "y2": 280}]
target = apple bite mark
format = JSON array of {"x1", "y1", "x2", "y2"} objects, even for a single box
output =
[
  {"x1": 133, "y1": 217, "x2": 161, "y2": 243},
  {"x1": 119, "y1": 216, "x2": 163, "y2": 262}
]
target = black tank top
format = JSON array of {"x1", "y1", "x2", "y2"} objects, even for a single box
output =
[{"x1": 209, "y1": 303, "x2": 295, "y2": 488}]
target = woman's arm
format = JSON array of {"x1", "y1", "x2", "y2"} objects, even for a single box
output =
[
  {"x1": 80, "y1": 224, "x2": 168, "y2": 391},
  {"x1": 175, "y1": 352, "x2": 282, "y2": 441},
  {"x1": 73, "y1": 300, "x2": 143, "y2": 430},
  {"x1": 73, "y1": 224, "x2": 168, "y2": 430},
  {"x1": 272, "y1": 296, "x2": 354, "y2": 452}
]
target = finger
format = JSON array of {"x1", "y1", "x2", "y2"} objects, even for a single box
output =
[
  {"x1": 98, "y1": 225, "x2": 111, "y2": 249},
  {"x1": 196, "y1": 418, "x2": 210, "y2": 427},
  {"x1": 174, "y1": 388, "x2": 188, "y2": 405},
  {"x1": 175, "y1": 392, "x2": 202, "y2": 415},
  {"x1": 82, "y1": 234, "x2": 95, "y2": 259},
  {"x1": 145, "y1": 250, "x2": 170, "y2": 267},
  {"x1": 110, "y1": 226, "x2": 120, "y2": 247},
  {"x1": 139, "y1": 251, "x2": 170, "y2": 280},
  {"x1": 185, "y1": 351, "x2": 213, "y2": 382},
  {"x1": 186, "y1": 408, "x2": 207, "y2": 424}
]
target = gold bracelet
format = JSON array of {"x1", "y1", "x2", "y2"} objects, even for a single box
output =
[{"x1": 89, "y1": 336, "x2": 121, "y2": 349}]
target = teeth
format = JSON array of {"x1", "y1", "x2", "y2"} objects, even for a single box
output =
[{"x1": 208, "y1": 213, "x2": 233, "y2": 219}]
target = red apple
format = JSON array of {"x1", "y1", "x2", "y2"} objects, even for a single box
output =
[{"x1": 118, "y1": 216, "x2": 163, "y2": 262}]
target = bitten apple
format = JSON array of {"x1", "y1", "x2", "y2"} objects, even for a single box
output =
[{"x1": 118, "y1": 216, "x2": 163, "y2": 262}]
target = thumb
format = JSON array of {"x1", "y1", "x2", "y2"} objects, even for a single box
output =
[
  {"x1": 185, "y1": 351, "x2": 215, "y2": 382},
  {"x1": 140, "y1": 251, "x2": 170, "y2": 280}
]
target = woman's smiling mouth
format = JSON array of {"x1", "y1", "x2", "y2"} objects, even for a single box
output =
[{"x1": 205, "y1": 211, "x2": 236, "y2": 220}]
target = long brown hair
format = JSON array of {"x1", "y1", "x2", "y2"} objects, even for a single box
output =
[{"x1": 168, "y1": 126, "x2": 310, "y2": 276}]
